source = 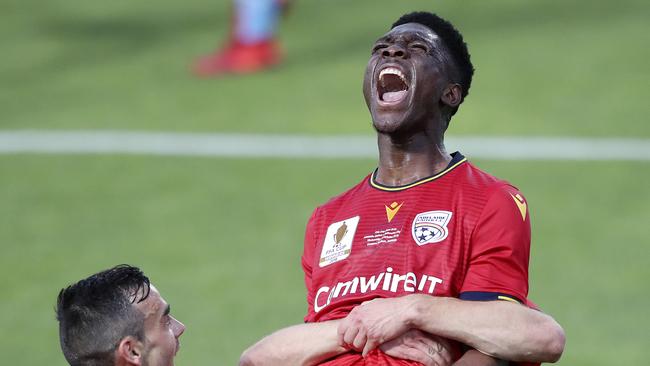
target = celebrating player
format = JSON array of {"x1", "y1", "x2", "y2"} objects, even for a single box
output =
[
  {"x1": 56, "y1": 265, "x2": 185, "y2": 366},
  {"x1": 240, "y1": 11, "x2": 565, "y2": 366}
]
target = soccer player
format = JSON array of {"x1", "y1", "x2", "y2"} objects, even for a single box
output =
[
  {"x1": 240, "y1": 11, "x2": 565, "y2": 366},
  {"x1": 56, "y1": 265, "x2": 185, "y2": 366},
  {"x1": 193, "y1": 0, "x2": 290, "y2": 76}
]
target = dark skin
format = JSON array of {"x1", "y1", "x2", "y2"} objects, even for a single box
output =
[
  {"x1": 361, "y1": 23, "x2": 504, "y2": 366},
  {"x1": 363, "y1": 23, "x2": 462, "y2": 187}
]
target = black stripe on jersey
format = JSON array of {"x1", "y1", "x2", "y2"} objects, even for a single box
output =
[
  {"x1": 459, "y1": 291, "x2": 523, "y2": 304},
  {"x1": 369, "y1": 152, "x2": 467, "y2": 191}
]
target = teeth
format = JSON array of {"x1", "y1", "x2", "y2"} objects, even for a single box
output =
[{"x1": 379, "y1": 67, "x2": 407, "y2": 87}]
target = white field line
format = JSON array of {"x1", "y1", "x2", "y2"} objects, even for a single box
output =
[{"x1": 0, "y1": 130, "x2": 649, "y2": 161}]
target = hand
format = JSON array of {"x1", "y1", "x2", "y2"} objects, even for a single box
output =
[
  {"x1": 380, "y1": 329, "x2": 455, "y2": 366},
  {"x1": 337, "y1": 296, "x2": 416, "y2": 356}
]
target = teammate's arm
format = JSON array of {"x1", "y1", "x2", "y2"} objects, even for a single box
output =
[
  {"x1": 338, "y1": 295, "x2": 564, "y2": 363},
  {"x1": 239, "y1": 320, "x2": 347, "y2": 366},
  {"x1": 407, "y1": 295, "x2": 564, "y2": 362},
  {"x1": 240, "y1": 320, "x2": 465, "y2": 366}
]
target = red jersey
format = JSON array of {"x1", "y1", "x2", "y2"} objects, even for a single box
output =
[{"x1": 302, "y1": 152, "x2": 534, "y2": 365}]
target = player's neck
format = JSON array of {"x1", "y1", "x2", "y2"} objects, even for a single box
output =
[{"x1": 375, "y1": 131, "x2": 451, "y2": 187}]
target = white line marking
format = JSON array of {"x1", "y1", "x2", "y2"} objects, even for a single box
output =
[{"x1": 0, "y1": 130, "x2": 649, "y2": 161}]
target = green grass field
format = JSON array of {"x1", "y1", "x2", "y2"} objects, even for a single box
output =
[{"x1": 1, "y1": 0, "x2": 649, "y2": 365}]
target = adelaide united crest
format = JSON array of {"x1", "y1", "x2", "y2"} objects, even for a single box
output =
[{"x1": 411, "y1": 210, "x2": 452, "y2": 246}]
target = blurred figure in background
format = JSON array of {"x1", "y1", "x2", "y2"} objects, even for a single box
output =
[{"x1": 194, "y1": 0, "x2": 292, "y2": 76}]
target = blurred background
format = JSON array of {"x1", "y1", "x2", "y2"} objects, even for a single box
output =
[{"x1": 1, "y1": 0, "x2": 648, "y2": 365}]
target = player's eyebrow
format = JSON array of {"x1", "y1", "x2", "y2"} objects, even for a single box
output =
[
  {"x1": 163, "y1": 304, "x2": 170, "y2": 316},
  {"x1": 376, "y1": 32, "x2": 436, "y2": 46}
]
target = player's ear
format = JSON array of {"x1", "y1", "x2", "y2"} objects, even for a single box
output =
[
  {"x1": 441, "y1": 83, "x2": 462, "y2": 108},
  {"x1": 116, "y1": 336, "x2": 144, "y2": 365}
]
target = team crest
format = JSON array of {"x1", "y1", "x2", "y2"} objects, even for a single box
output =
[
  {"x1": 411, "y1": 211, "x2": 452, "y2": 246},
  {"x1": 319, "y1": 216, "x2": 360, "y2": 267}
]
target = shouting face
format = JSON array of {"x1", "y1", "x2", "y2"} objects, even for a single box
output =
[{"x1": 363, "y1": 23, "x2": 456, "y2": 135}]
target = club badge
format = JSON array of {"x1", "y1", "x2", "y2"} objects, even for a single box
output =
[
  {"x1": 319, "y1": 216, "x2": 360, "y2": 267},
  {"x1": 411, "y1": 211, "x2": 452, "y2": 246}
]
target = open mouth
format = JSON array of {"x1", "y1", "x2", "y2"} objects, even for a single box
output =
[{"x1": 378, "y1": 67, "x2": 409, "y2": 103}]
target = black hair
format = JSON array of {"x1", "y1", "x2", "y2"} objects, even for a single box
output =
[
  {"x1": 56, "y1": 265, "x2": 151, "y2": 366},
  {"x1": 392, "y1": 11, "x2": 474, "y2": 117}
]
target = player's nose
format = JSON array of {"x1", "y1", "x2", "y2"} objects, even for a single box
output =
[
  {"x1": 382, "y1": 44, "x2": 408, "y2": 59},
  {"x1": 172, "y1": 316, "x2": 186, "y2": 338}
]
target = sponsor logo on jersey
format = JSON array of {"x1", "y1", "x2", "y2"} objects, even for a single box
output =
[
  {"x1": 411, "y1": 210, "x2": 452, "y2": 246},
  {"x1": 510, "y1": 193, "x2": 527, "y2": 221},
  {"x1": 319, "y1": 216, "x2": 360, "y2": 267},
  {"x1": 385, "y1": 201, "x2": 403, "y2": 223},
  {"x1": 364, "y1": 228, "x2": 400, "y2": 246},
  {"x1": 314, "y1": 267, "x2": 444, "y2": 312}
]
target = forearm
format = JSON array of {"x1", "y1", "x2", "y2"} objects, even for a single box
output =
[
  {"x1": 239, "y1": 320, "x2": 348, "y2": 366},
  {"x1": 405, "y1": 295, "x2": 565, "y2": 362},
  {"x1": 453, "y1": 350, "x2": 507, "y2": 366}
]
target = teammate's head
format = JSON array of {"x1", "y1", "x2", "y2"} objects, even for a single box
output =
[
  {"x1": 56, "y1": 265, "x2": 185, "y2": 366},
  {"x1": 363, "y1": 11, "x2": 474, "y2": 135}
]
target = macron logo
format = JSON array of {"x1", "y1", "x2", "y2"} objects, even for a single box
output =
[{"x1": 314, "y1": 267, "x2": 443, "y2": 313}]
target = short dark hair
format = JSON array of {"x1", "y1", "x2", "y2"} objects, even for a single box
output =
[
  {"x1": 392, "y1": 11, "x2": 474, "y2": 116},
  {"x1": 56, "y1": 265, "x2": 151, "y2": 366}
]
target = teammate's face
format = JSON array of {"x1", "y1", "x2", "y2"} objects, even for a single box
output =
[
  {"x1": 136, "y1": 285, "x2": 185, "y2": 366},
  {"x1": 363, "y1": 23, "x2": 450, "y2": 134}
]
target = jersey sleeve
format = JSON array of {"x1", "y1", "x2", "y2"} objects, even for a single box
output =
[
  {"x1": 302, "y1": 208, "x2": 320, "y2": 322},
  {"x1": 460, "y1": 184, "x2": 531, "y2": 303}
]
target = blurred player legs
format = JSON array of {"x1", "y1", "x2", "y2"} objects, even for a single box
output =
[{"x1": 194, "y1": 0, "x2": 290, "y2": 76}]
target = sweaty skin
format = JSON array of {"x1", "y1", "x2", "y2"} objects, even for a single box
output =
[
  {"x1": 114, "y1": 285, "x2": 186, "y2": 366},
  {"x1": 135, "y1": 286, "x2": 186, "y2": 366},
  {"x1": 364, "y1": 23, "x2": 462, "y2": 186}
]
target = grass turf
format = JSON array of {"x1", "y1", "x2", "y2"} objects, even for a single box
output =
[
  {"x1": 1, "y1": 0, "x2": 649, "y2": 365},
  {"x1": 1, "y1": 156, "x2": 649, "y2": 365},
  {"x1": 1, "y1": 0, "x2": 648, "y2": 136}
]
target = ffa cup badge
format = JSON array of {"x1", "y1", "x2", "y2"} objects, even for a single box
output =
[
  {"x1": 411, "y1": 211, "x2": 452, "y2": 246},
  {"x1": 319, "y1": 216, "x2": 360, "y2": 267}
]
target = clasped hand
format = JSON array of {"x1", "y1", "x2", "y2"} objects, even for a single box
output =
[{"x1": 336, "y1": 296, "x2": 454, "y2": 366}]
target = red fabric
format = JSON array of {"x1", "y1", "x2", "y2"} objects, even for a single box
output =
[
  {"x1": 319, "y1": 349, "x2": 424, "y2": 366},
  {"x1": 301, "y1": 153, "x2": 535, "y2": 365},
  {"x1": 459, "y1": 184, "x2": 531, "y2": 302}
]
